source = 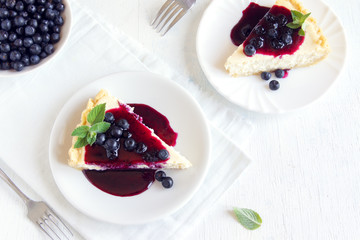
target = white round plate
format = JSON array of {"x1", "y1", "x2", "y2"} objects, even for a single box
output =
[
  {"x1": 197, "y1": 0, "x2": 347, "y2": 113},
  {"x1": 49, "y1": 72, "x2": 211, "y2": 224}
]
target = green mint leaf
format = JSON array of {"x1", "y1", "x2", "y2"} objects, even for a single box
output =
[
  {"x1": 301, "y1": 12, "x2": 311, "y2": 22},
  {"x1": 87, "y1": 103, "x2": 106, "y2": 125},
  {"x1": 233, "y1": 208, "x2": 262, "y2": 230},
  {"x1": 90, "y1": 122, "x2": 111, "y2": 133},
  {"x1": 71, "y1": 125, "x2": 90, "y2": 138},
  {"x1": 74, "y1": 137, "x2": 88, "y2": 148},
  {"x1": 298, "y1": 28, "x2": 305, "y2": 36},
  {"x1": 87, "y1": 131, "x2": 97, "y2": 146},
  {"x1": 286, "y1": 22, "x2": 301, "y2": 29},
  {"x1": 288, "y1": 10, "x2": 311, "y2": 36}
]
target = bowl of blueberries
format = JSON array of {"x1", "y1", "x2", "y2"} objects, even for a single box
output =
[{"x1": 0, "y1": 0, "x2": 71, "y2": 75}]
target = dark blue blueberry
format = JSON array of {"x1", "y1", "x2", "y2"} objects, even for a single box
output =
[
  {"x1": 37, "y1": 5, "x2": 45, "y2": 14},
  {"x1": 9, "y1": 10, "x2": 17, "y2": 18},
  {"x1": 267, "y1": 22, "x2": 279, "y2": 29},
  {"x1": 16, "y1": 27, "x2": 24, "y2": 35},
  {"x1": 265, "y1": 13, "x2": 276, "y2": 23},
  {"x1": 23, "y1": 37, "x2": 33, "y2": 47},
  {"x1": 13, "y1": 61, "x2": 24, "y2": 71},
  {"x1": 39, "y1": 23, "x2": 49, "y2": 32},
  {"x1": 48, "y1": 20, "x2": 55, "y2": 28},
  {"x1": 33, "y1": 13, "x2": 41, "y2": 20},
  {"x1": 15, "y1": 1, "x2": 24, "y2": 11},
  {"x1": 161, "y1": 177, "x2": 173, "y2": 188},
  {"x1": 0, "y1": 52, "x2": 7, "y2": 61},
  {"x1": 37, "y1": 0, "x2": 46, "y2": 5},
  {"x1": 14, "y1": 16, "x2": 26, "y2": 27},
  {"x1": 54, "y1": 15, "x2": 63, "y2": 26},
  {"x1": 56, "y1": 3, "x2": 64, "y2": 12},
  {"x1": 121, "y1": 130, "x2": 132, "y2": 139},
  {"x1": 124, "y1": 138, "x2": 136, "y2": 151},
  {"x1": 267, "y1": 28, "x2": 278, "y2": 39},
  {"x1": 249, "y1": 36, "x2": 264, "y2": 49},
  {"x1": 45, "y1": 2, "x2": 54, "y2": 9},
  {"x1": 269, "y1": 80, "x2": 280, "y2": 91},
  {"x1": 95, "y1": 133, "x2": 106, "y2": 145},
  {"x1": 53, "y1": 0, "x2": 61, "y2": 3},
  {"x1": 29, "y1": 44, "x2": 41, "y2": 55},
  {"x1": 277, "y1": 14, "x2": 288, "y2": 26},
  {"x1": 244, "y1": 44, "x2": 256, "y2": 56},
  {"x1": 106, "y1": 150, "x2": 118, "y2": 160},
  {"x1": 50, "y1": 32, "x2": 60, "y2": 43},
  {"x1": 24, "y1": 26, "x2": 35, "y2": 36},
  {"x1": 9, "y1": 50, "x2": 21, "y2": 61},
  {"x1": 240, "y1": 24, "x2": 252, "y2": 38},
  {"x1": 281, "y1": 34, "x2": 292, "y2": 45},
  {"x1": 27, "y1": 4, "x2": 36, "y2": 14},
  {"x1": 270, "y1": 39, "x2": 285, "y2": 49},
  {"x1": 8, "y1": 33, "x2": 16, "y2": 41},
  {"x1": 0, "y1": 8, "x2": 9, "y2": 18},
  {"x1": 116, "y1": 119, "x2": 129, "y2": 130},
  {"x1": 261, "y1": 72, "x2": 271, "y2": 80},
  {"x1": 45, "y1": 9, "x2": 55, "y2": 20},
  {"x1": 20, "y1": 11, "x2": 28, "y2": 18},
  {"x1": 44, "y1": 44, "x2": 54, "y2": 54},
  {"x1": 42, "y1": 33, "x2": 50, "y2": 43},
  {"x1": 39, "y1": 51, "x2": 47, "y2": 59},
  {"x1": 18, "y1": 47, "x2": 26, "y2": 54},
  {"x1": 0, "y1": 43, "x2": 10, "y2": 52},
  {"x1": 21, "y1": 55, "x2": 30, "y2": 66},
  {"x1": 104, "y1": 112, "x2": 115, "y2": 124},
  {"x1": 1, "y1": 19, "x2": 11, "y2": 31},
  {"x1": 157, "y1": 149, "x2": 169, "y2": 160},
  {"x1": 155, "y1": 171, "x2": 166, "y2": 182},
  {"x1": 275, "y1": 69, "x2": 285, "y2": 78},
  {"x1": 33, "y1": 33, "x2": 42, "y2": 43},
  {"x1": 1, "y1": 61, "x2": 10, "y2": 70},
  {"x1": 28, "y1": 19, "x2": 38, "y2": 28},
  {"x1": 135, "y1": 142, "x2": 147, "y2": 154},
  {"x1": 5, "y1": 0, "x2": 16, "y2": 9},
  {"x1": 0, "y1": 30, "x2": 8, "y2": 40},
  {"x1": 254, "y1": 25, "x2": 266, "y2": 35},
  {"x1": 104, "y1": 138, "x2": 120, "y2": 151},
  {"x1": 29, "y1": 55, "x2": 40, "y2": 64},
  {"x1": 281, "y1": 27, "x2": 293, "y2": 35},
  {"x1": 52, "y1": 25, "x2": 60, "y2": 33},
  {"x1": 110, "y1": 126, "x2": 123, "y2": 138},
  {"x1": 24, "y1": 0, "x2": 35, "y2": 4}
]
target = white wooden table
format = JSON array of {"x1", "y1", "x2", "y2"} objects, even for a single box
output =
[{"x1": 1, "y1": 0, "x2": 359, "y2": 239}]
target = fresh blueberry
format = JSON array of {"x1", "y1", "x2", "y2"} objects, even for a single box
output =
[
  {"x1": 106, "y1": 150, "x2": 118, "y2": 160},
  {"x1": 155, "y1": 171, "x2": 166, "y2": 182},
  {"x1": 15, "y1": 1, "x2": 24, "y2": 11},
  {"x1": 14, "y1": 39, "x2": 23, "y2": 47},
  {"x1": 254, "y1": 25, "x2": 266, "y2": 35},
  {"x1": 161, "y1": 177, "x2": 173, "y2": 188},
  {"x1": 39, "y1": 51, "x2": 47, "y2": 59},
  {"x1": 45, "y1": 9, "x2": 55, "y2": 20},
  {"x1": 42, "y1": 33, "x2": 50, "y2": 43},
  {"x1": 277, "y1": 14, "x2": 288, "y2": 26},
  {"x1": 27, "y1": 4, "x2": 36, "y2": 14},
  {"x1": 29, "y1": 44, "x2": 42, "y2": 55},
  {"x1": 281, "y1": 27, "x2": 293, "y2": 35},
  {"x1": 20, "y1": 11, "x2": 28, "y2": 18},
  {"x1": 37, "y1": 0, "x2": 46, "y2": 5},
  {"x1": 16, "y1": 27, "x2": 24, "y2": 35},
  {"x1": 104, "y1": 112, "x2": 115, "y2": 124},
  {"x1": 14, "y1": 16, "x2": 25, "y2": 27},
  {"x1": 124, "y1": 138, "x2": 136, "y2": 151},
  {"x1": 29, "y1": 55, "x2": 40, "y2": 64},
  {"x1": 33, "y1": 13, "x2": 42, "y2": 21},
  {"x1": 24, "y1": 0, "x2": 35, "y2": 4},
  {"x1": 244, "y1": 44, "x2": 256, "y2": 56},
  {"x1": 50, "y1": 32, "x2": 60, "y2": 43},
  {"x1": 267, "y1": 28, "x2": 278, "y2": 39},
  {"x1": 32, "y1": 33, "x2": 42, "y2": 43},
  {"x1": 269, "y1": 80, "x2": 280, "y2": 91},
  {"x1": 23, "y1": 37, "x2": 33, "y2": 47},
  {"x1": 95, "y1": 133, "x2": 106, "y2": 145},
  {"x1": 13, "y1": 61, "x2": 24, "y2": 71},
  {"x1": 249, "y1": 36, "x2": 264, "y2": 49},
  {"x1": 5, "y1": 0, "x2": 16, "y2": 9},
  {"x1": 135, "y1": 142, "x2": 147, "y2": 154},
  {"x1": 261, "y1": 72, "x2": 271, "y2": 80},
  {"x1": 0, "y1": 30, "x2": 8, "y2": 41},
  {"x1": 28, "y1": 19, "x2": 38, "y2": 28},
  {"x1": 270, "y1": 39, "x2": 285, "y2": 49},
  {"x1": 0, "y1": 52, "x2": 7, "y2": 61},
  {"x1": 121, "y1": 130, "x2": 132, "y2": 138},
  {"x1": 265, "y1": 13, "x2": 276, "y2": 23},
  {"x1": 0, "y1": 43, "x2": 10, "y2": 52},
  {"x1": 18, "y1": 47, "x2": 26, "y2": 55},
  {"x1": 2, "y1": 61, "x2": 10, "y2": 70},
  {"x1": 56, "y1": 3, "x2": 64, "y2": 12},
  {"x1": 104, "y1": 138, "x2": 120, "y2": 151},
  {"x1": 1, "y1": 19, "x2": 11, "y2": 31},
  {"x1": 157, "y1": 149, "x2": 169, "y2": 160},
  {"x1": 39, "y1": 23, "x2": 49, "y2": 32},
  {"x1": 44, "y1": 44, "x2": 54, "y2": 54},
  {"x1": 52, "y1": 25, "x2": 60, "y2": 33},
  {"x1": 281, "y1": 34, "x2": 292, "y2": 45},
  {"x1": 54, "y1": 15, "x2": 64, "y2": 26},
  {"x1": 0, "y1": 8, "x2": 9, "y2": 18},
  {"x1": 24, "y1": 26, "x2": 35, "y2": 36},
  {"x1": 240, "y1": 24, "x2": 252, "y2": 38},
  {"x1": 9, "y1": 50, "x2": 21, "y2": 61},
  {"x1": 110, "y1": 126, "x2": 123, "y2": 138},
  {"x1": 37, "y1": 5, "x2": 45, "y2": 14},
  {"x1": 275, "y1": 69, "x2": 285, "y2": 78},
  {"x1": 116, "y1": 119, "x2": 129, "y2": 130},
  {"x1": 21, "y1": 55, "x2": 30, "y2": 66}
]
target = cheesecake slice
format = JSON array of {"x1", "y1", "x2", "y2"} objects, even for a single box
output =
[
  {"x1": 225, "y1": 0, "x2": 330, "y2": 77},
  {"x1": 68, "y1": 89, "x2": 192, "y2": 170}
]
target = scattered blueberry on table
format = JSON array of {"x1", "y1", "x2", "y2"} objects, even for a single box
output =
[
  {"x1": 155, "y1": 170, "x2": 173, "y2": 189},
  {"x1": 269, "y1": 80, "x2": 280, "y2": 90},
  {"x1": 0, "y1": 0, "x2": 65, "y2": 72}
]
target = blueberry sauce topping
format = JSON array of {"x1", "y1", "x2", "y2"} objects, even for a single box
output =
[
  {"x1": 0, "y1": 0, "x2": 65, "y2": 71},
  {"x1": 243, "y1": 5, "x2": 305, "y2": 57}
]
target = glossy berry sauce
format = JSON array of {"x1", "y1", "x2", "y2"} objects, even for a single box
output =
[
  {"x1": 242, "y1": 5, "x2": 305, "y2": 57},
  {"x1": 83, "y1": 103, "x2": 178, "y2": 197},
  {"x1": 230, "y1": 3, "x2": 270, "y2": 46}
]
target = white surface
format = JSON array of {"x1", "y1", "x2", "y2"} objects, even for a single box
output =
[
  {"x1": 49, "y1": 72, "x2": 211, "y2": 225},
  {"x1": 197, "y1": 0, "x2": 347, "y2": 113},
  {"x1": 0, "y1": 0, "x2": 359, "y2": 240}
]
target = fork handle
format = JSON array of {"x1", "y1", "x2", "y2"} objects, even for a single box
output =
[{"x1": 0, "y1": 167, "x2": 30, "y2": 204}]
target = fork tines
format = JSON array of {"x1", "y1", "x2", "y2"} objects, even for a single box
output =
[
  {"x1": 38, "y1": 210, "x2": 73, "y2": 240},
  {"x1": 151, "y1": 0, "x2": 188, "y2": 36}
]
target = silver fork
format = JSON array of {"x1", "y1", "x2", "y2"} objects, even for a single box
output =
[
  {"x1": 151, "y1": 0, "x2": 196, "y2": 36},
  {"x1": 0, "y1": 167, "x2": 74, "y2": 240}
]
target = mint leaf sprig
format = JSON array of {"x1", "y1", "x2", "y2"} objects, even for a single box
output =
[
  {"x1": 71, "y1": 103, "x2": 110, "y2": 148},
  {"x1": 233, "y1": 207, "x2": 262, "y2": 230},
  {"x1": 286, "y1": 10, "x2": 311, "y2": 36}
]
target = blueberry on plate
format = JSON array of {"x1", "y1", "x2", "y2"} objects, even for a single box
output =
[
  {"x1": 269, "y1": 80, "x2": 280, "y2": 91},
  {"x1": 261, "y1": 72, "x2": 271, "y2": 80},
  {"x1": 275, "y1": 69, "x2": 285, "y2": 78},
  {"x1": 161, "y1": 177, "x2": 173, "y2": 188},
  {"x1": 155, "y1": 171, "x2": 166, "y2": 182},
  {"x1": 30, "y1": 55, "x2": 40, "y2": 65}
]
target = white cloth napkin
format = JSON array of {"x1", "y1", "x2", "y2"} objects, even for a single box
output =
[{"x1": 0, "y1": 2, "x2": 252, "y2": 239}]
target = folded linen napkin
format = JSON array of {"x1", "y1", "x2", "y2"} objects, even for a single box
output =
[{"x1": 0, "y1": 1, "x2": 252, "y2": 239}]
